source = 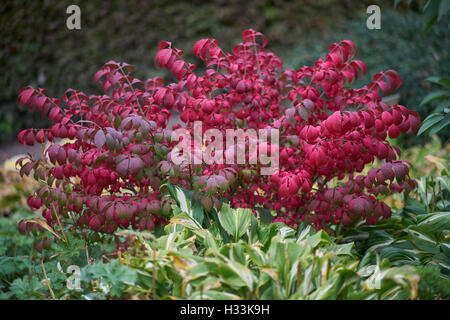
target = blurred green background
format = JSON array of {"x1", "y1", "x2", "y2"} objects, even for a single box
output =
[{"x1": 1, "y1": 0, "x2": 448, "y2": 146}]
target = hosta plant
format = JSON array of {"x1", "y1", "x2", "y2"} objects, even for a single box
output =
[
  {"x1": 121, "y1": 187, "x2": 420, "y2": 300},
  {"x1": 15, "y1": 29, "x2": 420, "y2": 248},
  {"x1": 0, "y1": 195, "x2": 421, "y2": 300}
]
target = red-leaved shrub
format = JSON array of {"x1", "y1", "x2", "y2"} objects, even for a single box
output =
[{"x1": 16, "y1": 29, "x2": 419, "y2": 245}]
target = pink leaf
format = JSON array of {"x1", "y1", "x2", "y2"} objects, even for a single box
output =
[
  {"x1": 155, "y1": 49, "x2": 172, "y2": 68},
  {"x1": 20, "y1": 88, "x2": 34, "y2": 106},
  {"x1": 94, "y1": 130, "x2": 106, "y2": 150}
]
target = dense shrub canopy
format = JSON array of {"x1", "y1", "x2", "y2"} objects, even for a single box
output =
[{"x1": 16, "y1": 29, "x2": 420, "y2": 244}]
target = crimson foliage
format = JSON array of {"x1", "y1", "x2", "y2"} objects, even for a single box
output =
[{"x1": 16, "y1": 29, "x2": 419, "y2": 245}]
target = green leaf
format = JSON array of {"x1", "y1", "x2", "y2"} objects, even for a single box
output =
[
  {"x1": 9, "y1": 277, "x2": 45, "y2": 299},
  {"x1": 172, "y1": 186, "x2": 204, "y2": 226},
  {"x1": 256, "y1": 206, "x2": 275, "y2": 224},
  {"x1": 407, "y1": 226, "x2": 442, "y2": 254},
  {"x1": 114, "y1": 115, "x2": 122, "y2": 129},
  {"x1": 438, "y1": 0, "x2": 450, "y2": 21},
  {"x1": 428, "y1": 114, "x2": 450, "y2": 135},
  {"x1": 420, "y1": 90, "x2": 450, "y2": 105},
  {"x1": 218, "y1": 204, "x2": 252, "y2": 242},
  {"x1": 307, "y1": 273, "x2": 343, "y2": 300},
  {"x1": 217, "y1": 259, "x2": 257, "y2": 291},
  {"x1": 257, "y1": 223, "x2": 280, "y2": 250},
  {"x1": 423, "y1": 0, "x2": 441, "y2": 32},
  {"x1": 305, "y1": 230, "x2": 332, "y2": 248},
  {"x1": 296, "y1": 223, "x2": 315, "y2": 242},
  {"x1": 87, "y1": 260, "x2": 137, "y2": 298},
  {"x1": 243, "y1": 243, "x2": 268, "y2": 267},
  {"x1": 208, "y1": 208, "x2": 231, "y2": 243},
  {"x1": 417, "y1": 212, "x2": 450, "y2": 231},
  {"x1": 417, "y1": 113, "x2": 445, "y2": 135},
  {"x1": 378, "y1": 246, "x2": 420, "y2": 264},
  {"x1": 323, "y1": 242, "x2": 354, "y2": 256},
  {"x1": 425, "y1": 76, "x2": 450, "y2": 88}
]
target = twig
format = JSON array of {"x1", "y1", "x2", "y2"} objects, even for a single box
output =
[
  {"x1": 152, "y1": 247, "x2": 157, "y2": 300},
  {"x1": 438, "y1": 181, "x2": 447, "y2": 208},
  {"x1": 52, "y1": 205, "x2": 68, "y2": 243},
  {"x1": 41, "y1": 258, "x2": 56, "y2": 300},
  {"x1": 431, "y1": 176, "x2": 436, "y2": 211},
  {"x1": 85, "y1": 244, "x2": 91, "y2": 265}
]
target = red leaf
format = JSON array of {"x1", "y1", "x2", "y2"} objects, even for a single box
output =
[
  {"x1": 94, "y1": 130, "x2": 106, "y2": 150},
  {"x1": 351, "y1": 60, "x2": 367, "y2": 77},
  {"x1": 155, "y1": 49, "x2": 172, "y2": 68},
  {"x1": 193, "y1": 39, "x2": 208, "y2": 57},
  {"x1": 61, "y1": 116, "x2": 71, "y2": 125},
  {"x1": 94, "y1": 68, "x2": 108, "y2": 82},
  {"x1": 20, "y1": 161, "x2": 34, "y2": 177},
  {"x1": 20, "y1": 88, "x2": 34, "y2": 106},
  {"x1": 158, "y1": 41, "x2": 172, "y2": 50},
  {"x1": 49, "y1": 107, "x2": 61, "y2": 122},
  {"x1": 18, "y1": 129, "x2": 27, "y2": 144},
  {"x1": 172, "y1": 60, "x2": 185, "y2": 78},
  {"x1": 340, "y1": 40, "x2": 355, "y2": 60},
  {"x1": 35, "y1": 96, "x2": 47, "y2": 111}
]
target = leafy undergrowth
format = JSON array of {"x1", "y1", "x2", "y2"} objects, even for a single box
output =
[
  {"x1": 0, "y1": 139, "x2": 448, "y2": 300},
  {"x1": 0, "y1": 183, "x2": 448, "y2": 300},
  {"x1": 120, "y1": 186, "x2": 421, "y2": 300}
]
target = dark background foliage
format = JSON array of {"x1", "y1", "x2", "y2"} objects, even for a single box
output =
[{"x1": 1, "y1": 0, "x2": 448, "y2": 144}]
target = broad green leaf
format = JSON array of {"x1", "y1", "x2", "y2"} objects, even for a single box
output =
[
  {"x1": 278, "y1": 226, "x2": 296, "y2": 240},
  {"x1": 420, "y1": 90, "x2": 450, "y2": 105},
  {"x1": 228, "y1": 243, "x2": 247, "y2": 266},
  {"x1": 256, "y1": 206, "x2": 275, "y2": 224},
  {"x1": 174, "y1": 186, "x2": 204, "y2": 225},
  {"x1": 257, "y1": 223, "x2": 280, "y2": 250},
  {"x1": 407, "y1": 226, "x2": 441, "y2": 254},
  {"x1": 417, "y1": 113, "x2": 444, "y2": 135},
  {"x1": 169, "y1": 212, "x2": 203, "y2": 230},
  {"x1": 296, "y1": 223, "x2": 315, "y2": 242},
  {"x1": 425, "y1": 76, "x2": 450, "y2": 88},
  {"x1": 423, "y1": 0, "x2": 441, "y2": 32},
  {"x1": 428, "y1": 114, "x2": 450, "y2": 135},
  {"x1": 378, "y1": 246, "x2": 420, "y2": 264},
  {"x1": 307, "y1": 274, "x2": 342, "y2": 300},
  {"x1": 434, "y1": 100, "x2": 450, "y2": 112},
  {"x1": 417, "y1": 212, "x2": 450, "y2": 232},
  {"x1": 438, "y1": 0, "x2": 450, "y2": 21},
  {"x1": 242, "y1": 243, "x2": 268, "y2": 267},
  {"x1": 305, "y1": 230, "x2": 332, "y2": 248},
  {"x1": 218, "y1": 204, "x2": 252, "y2": 242},
  {"x1": 268, "y1": 241, "x2": 287, "y2": 273},
  {"x1": 381, "y1": 266, "x2": 420, "y2": 299},
  {"x1": 323, "y1": 242, "x2": 354, "y2": 256},
  {"x1": 217, "y1": 259, "x2": 257, "y2": 291},
  {"x1": 432, "y1": 253, "x2": 450, "y2": 273}
]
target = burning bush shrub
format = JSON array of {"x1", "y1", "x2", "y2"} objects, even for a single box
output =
[{"x1": 16, "y1": 29, "x2": 419, "y2": 246}]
